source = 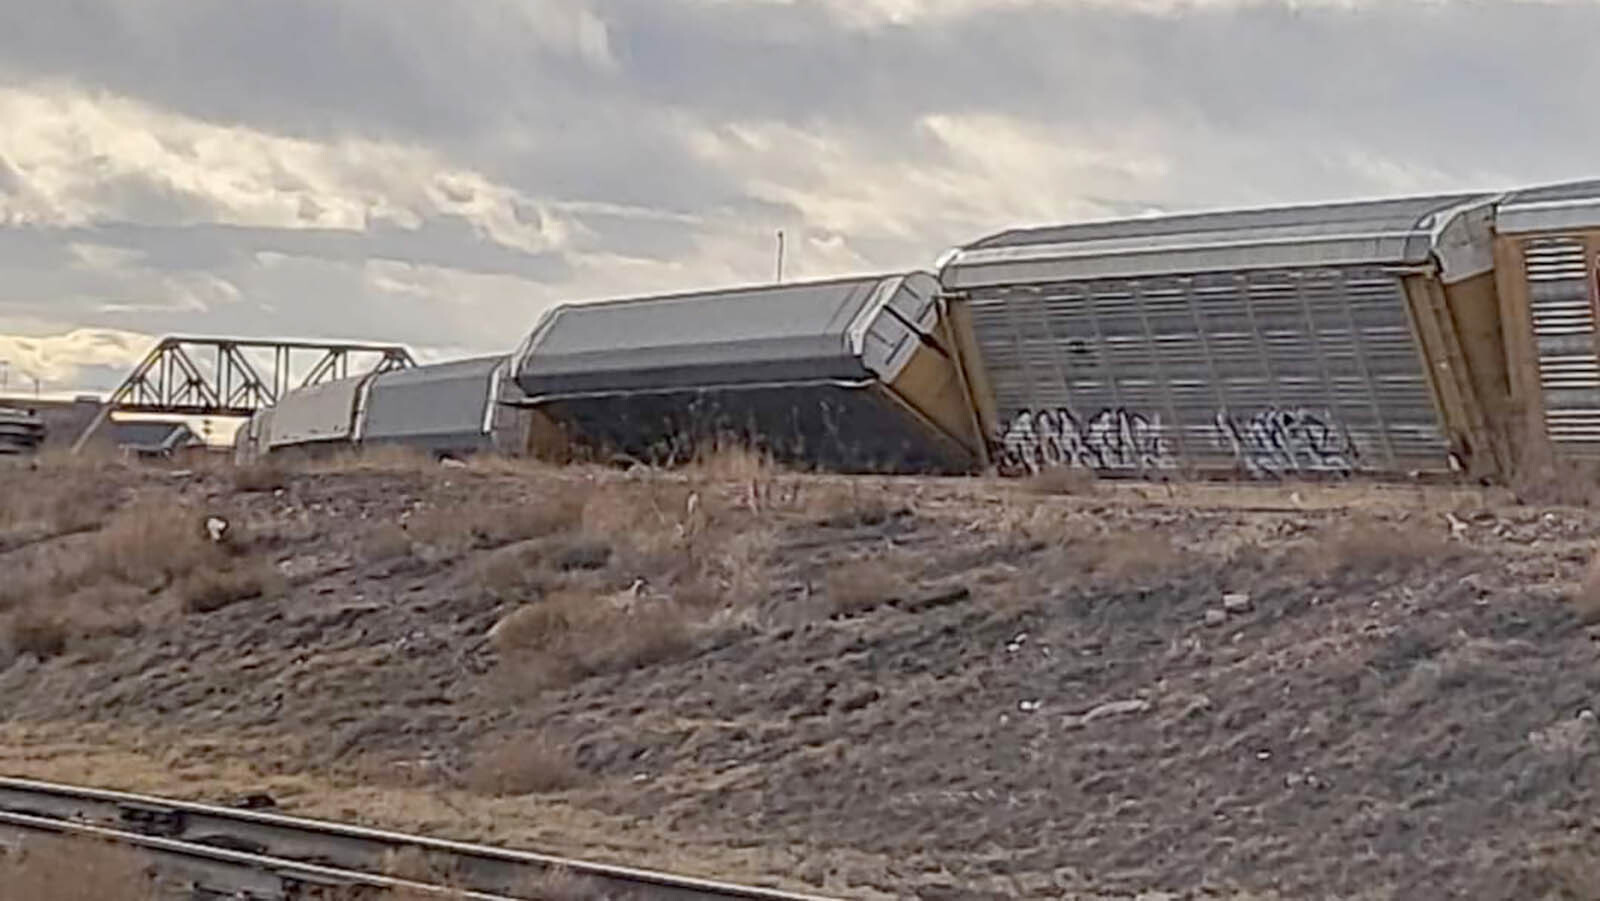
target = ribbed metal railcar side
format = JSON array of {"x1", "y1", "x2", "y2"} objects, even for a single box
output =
[
  {"x1": 359, "y1": 356, "x2": 507, "y2": 457},
  {"x1": 942, "y1": 192, "x2": 1504, "y2": 480},
  {"x1": 959, "y1": 268, "x2": 1452, "y2": 478},
  {"x1": 263, "y1": 376, "x2": 368, "y2": 450}
]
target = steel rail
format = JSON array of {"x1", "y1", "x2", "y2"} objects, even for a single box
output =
[
  {"x1": 0, "y1": 810, "x2": 514, "y2": 899},
  {"x1": 0, "y1": 777, "x2": 841, "y2": 901}
]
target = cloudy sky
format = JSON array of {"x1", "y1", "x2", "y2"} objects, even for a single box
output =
[{"x1": 0, "y1": 0, "x2": 1596, "y2": 393}]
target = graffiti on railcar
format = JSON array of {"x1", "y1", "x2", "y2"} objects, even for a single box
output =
[
  {"x1": 995, "y1": 407, "x2": 1174, "y2": 475},
  {"x1": 1213, "y1": 407, "x2": 1360, "y2": 477}
]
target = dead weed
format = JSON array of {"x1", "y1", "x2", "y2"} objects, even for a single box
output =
[
  {"x1": 177, "y1": 561, "x2": 286, "y2": 614},
  {"x1": 805, "y1": 482, "x2": 901, "y2": 529},
  {"x1": 1302, "y1": 516, "x2": 1461, "y2": 580},
  {"x1": 232, "y1": 458, "x2": 290, "y2": 493},
  {"x1": 1023, "y1": 465, "x2": 1099, "y2": 496},
  {"x1": 6, "y1": 607, "x2": 68, "y2": 658},
  {"x1": 490, "y1": 588, "x2": 697, "y2": 691},
  {"x1": 466, "y1": 735, "x2": 583, "y2": 796},
  {"x1": 0, "y1": 834, "x2": 158, "y2": 900},
  {"x1": 1573, "y1": 550, "x2": 1600, "y2": 625},
  {"x1": 825, "y1": 559, "x2": 910, "y2": 616}
]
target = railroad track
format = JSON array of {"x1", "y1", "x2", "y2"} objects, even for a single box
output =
[{"x1": 0, "y1": 777, "x2": 842, "y2": 900}]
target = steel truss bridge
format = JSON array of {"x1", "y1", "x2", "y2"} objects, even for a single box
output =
[{"x1": 72, "y1": 336, "x2": 416, "y2": 453}]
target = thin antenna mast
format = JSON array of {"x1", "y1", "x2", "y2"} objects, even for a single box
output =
[{"x1": 775, "y1": 230, "x2": 785, "y2": 284}]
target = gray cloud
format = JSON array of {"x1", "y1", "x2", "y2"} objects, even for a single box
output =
[{"x1": 2, "y1": 0, "x2": 1599, "y2": 392}]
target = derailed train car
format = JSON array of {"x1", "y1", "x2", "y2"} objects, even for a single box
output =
[
  {"x1": 244, "y1": 177, "x2": 1600, "y2": 484},
  {"x1": 939, "y1": 191, "x2": 1512, "y2": 480},
  {"x1": 234, "y1": 356, "x2": 513, "y2": 463},
  {"x1": 505, "y1": 272, "x2": 989, "y2": 473}
]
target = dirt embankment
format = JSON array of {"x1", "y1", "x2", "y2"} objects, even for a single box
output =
[{"x1": 4, "y1": 453, "x2": 1600, "y2": 899}]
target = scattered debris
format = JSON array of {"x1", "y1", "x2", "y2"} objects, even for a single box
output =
[
  {"x1": 1222, "y1": 592, "x2": 1253, "y2": 614},
  {"x1": 205, "y1": 516, "x2": 229, "y2": 543},
  {"x1": 1065, "y1": 698, "x2": 1153, "y2": 729}
]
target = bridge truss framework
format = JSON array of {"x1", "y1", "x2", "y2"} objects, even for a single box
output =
[{"x1": 71, "y1": 336, "x2": 416, "y2": 453}]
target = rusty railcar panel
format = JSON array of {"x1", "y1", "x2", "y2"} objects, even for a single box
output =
[
  {"x1": 1494, "y1": 181, "x2": 1600, "y2": 469},
  {"x1": 1518, "y1": 236, "x2": 1600, "y2": 457}
]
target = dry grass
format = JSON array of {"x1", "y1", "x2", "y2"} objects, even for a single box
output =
[
  {"x1": 1572, "y1": 551, "x2": 1600, "y2": 625},
  {"x1": 402, "y1": 487, "x2": 587, "y2": 557},
  {"x1": 0, "y1": 465, "x2": 118, "y2": 537},
  {"x1": 86, "y1": 501, "x2": 221, "y2": 589},
  {"x1": 474, "y1": 540, "x2": 560, "y2": 602},
  {"x1": 1511, "y1": 429, "x2": 1600, "y2": 507},
  {"x1": 2, "y1": 581, "x2": 156, "y2": 659},
  {"x1": 380, "y1": 846, "x2": 463, "y2": 885},
  {"x1": 313, "y1": 443, "x2": 439, "y2": 473},
  {"x1": 1072, "y1": 532, "x2": 1192, "y2": 587},
  {"x1": 490, "y1": 589, "x2": 697, "y2": 690},
  {"x1": 232, "y1": 458, "x2": 290, "y2": 493},
  {"x1": 1302, "y1": 516, "x2": 1461, "y2": 580},
  {"x1": 686, "y1": 441, "x2": 783, "y2": 482},
  {"x1": 804, "y1": 482, "x2": 900, "y2": 529},
  {"x1": 825, "y1": 559, "x2": 909, "y2": 615},
  {"x1": 7, "y1": 607, "x2": 69, "y2": 658},
  {"x1": 362, "y1": 522, "x2": 415, "y2": 562},
  {"x1": 466, "y1": 734, "x2": 583, "y2": 796},
  {"x1": 1, "y1": 491, "x2": 284, "y2": 657},
  {"x1": 177, "y1": 561, "x2": 285, "y2": 614},
  {"x1": 0, "y1": 834, "x2": 158, "y2": 900},
  {"x1": 1023, "y1": 465, "x2": 1099, "y2": 496},
  {"x1": 521, "y1": 865, "x2": 607, "y2": 900}
]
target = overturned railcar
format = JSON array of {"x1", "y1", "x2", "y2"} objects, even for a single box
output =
[
  {"x1": 1492, "y1": 180, "x2": 1600, "y2": 467},
  {"x1": 939, "y1": 192, "x2": 1513, "y2": 480},
  {"x1": 234, "y1": 355, "x2": 515, "y2": 462},
  {"x1": 360, "y1": 356, "x2": 515, "y2": 456},
  {"x1": 509, "y1": 273, "x2": 989, "y2": 473}
]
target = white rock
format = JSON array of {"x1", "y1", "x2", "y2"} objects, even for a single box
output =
[
  {"x1": 205, "y1": 516, "x2": 229, "y2": 543},
  {"x1": 1222, "y1": 592, "x2": 1253, "y2": 613},
  {"x1": 1203, "y1": 609, "x2": 1228, "y2": 628}
]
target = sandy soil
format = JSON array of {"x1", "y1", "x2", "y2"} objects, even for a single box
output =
[{"x1": 3, "y1": 456, "x2": 1599, "y2": 900}]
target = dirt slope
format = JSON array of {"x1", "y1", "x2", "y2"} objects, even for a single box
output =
[{"x1": 3, "y1": 455, "x2": 1600, "y2": 899}]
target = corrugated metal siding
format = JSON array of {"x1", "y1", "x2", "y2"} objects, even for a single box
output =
[
  {"x1": 361, "y1": 358, "x2": 501, "y2": 451},
  {"x1": 516, "y1": 276, "x2": 895, "y2": 397},
  {"x1": 1523, "y1": 237, "x2": 1600, "y2": 454},
  {"x1": 967, "y1": 265, "x2": 1451, "y2": 477}
]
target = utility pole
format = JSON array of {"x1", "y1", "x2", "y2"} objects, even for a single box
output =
[{"x1": 775, "y1": 230, "x2": 785, "y2": 284}]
